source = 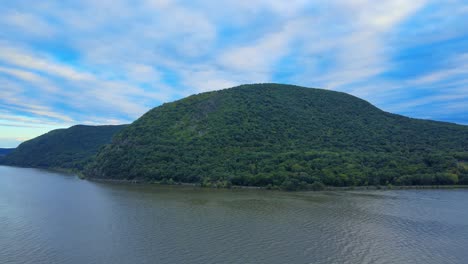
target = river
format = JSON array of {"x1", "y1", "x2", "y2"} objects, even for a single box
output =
[{"x1": 1, "y1": 165, "x2": 467, "y2": 264}]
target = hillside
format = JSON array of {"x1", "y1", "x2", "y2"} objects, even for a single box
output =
[
  {"x1": 85, "y1": 84, "x2": 468, "y2": 189},
  {"x1": 0, "y1": 148, "x2": 14, "y2": 157},
  {"x1": 1, "y1": 125, "x2": 126, "y2": 170}
]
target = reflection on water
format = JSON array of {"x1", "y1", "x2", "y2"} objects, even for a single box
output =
[{"x1": 1, "y1": 166, "x2": 468, "y2": 264}]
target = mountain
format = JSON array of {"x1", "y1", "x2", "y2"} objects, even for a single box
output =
[
  {"x1": 0, "y1": 148, "x2": 14, "y2": 157},
  {"x1": 85, "y1": 84, "x2": 468, "y2": 189},
  {"x1": 1, "y1": 125, "x2": 127, "y2": 170}
]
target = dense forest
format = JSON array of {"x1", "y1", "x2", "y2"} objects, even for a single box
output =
[
  {"x1": 84, "y1": 84, "x2": 468, "y2": 190},
  {"x1": 0, "y1": 125, "x2": 126, "y2": 170}
]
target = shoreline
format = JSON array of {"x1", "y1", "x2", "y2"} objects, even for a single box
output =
[
  {"x1": 85, "y1": 176, "x2": 468, "y2": 192},
  {"x1": 2, "y1": 165, "x2": 467, "y2": 192},
  {"x1": 87, "y1": 177, "x2": 264, "y2": 190}
]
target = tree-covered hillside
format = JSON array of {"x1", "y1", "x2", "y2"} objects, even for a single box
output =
[
  {"x1": 1, "y1": 125, "x2": 126, "y2": 170},
  {"x1": 85, "y1": 84, "x2": 468, "y2": 189},
  {"x1": 0, "y1": 148, "x2": 14, "y2": 157}
]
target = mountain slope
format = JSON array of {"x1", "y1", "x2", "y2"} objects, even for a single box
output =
[
  {"x1": 0, "y1": 148, "x2": 14, "y2": 157},
  {"x1": 85, "y1": 84, "x2": 468, "y2": 188},
  {"x1": 1, "y1": 125, "x2": 126, "y2": 170}
]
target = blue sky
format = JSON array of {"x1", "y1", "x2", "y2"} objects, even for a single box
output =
[{"x1": 0, "y1": 0, "x2": 467, "y2": 147}]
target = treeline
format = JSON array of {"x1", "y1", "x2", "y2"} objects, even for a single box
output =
[{"x1": 87, "y1": 149, "x2": 467, "y2": 190}]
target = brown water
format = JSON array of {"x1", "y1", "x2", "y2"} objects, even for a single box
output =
[{"x1": 1, "y1": 165, "x2": 468, "y2": 264}]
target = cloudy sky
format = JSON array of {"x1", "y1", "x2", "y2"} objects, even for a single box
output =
[{"x1": 0, "y1": 0, "x2": 467, "y2": 147}]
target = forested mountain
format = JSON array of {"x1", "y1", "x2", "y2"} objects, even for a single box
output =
[
  {"x1": 1, "y1": 125, "x2": 126, "y2": 170},
  {"x1": 0, "y1": 148, "x2": 14, "y2": 157},
  {"x1": 85, "y1": 84, "x2": 468, "y2": 189}
]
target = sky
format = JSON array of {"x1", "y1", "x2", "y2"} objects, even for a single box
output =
[{"x1": 0, "y1": 0, "x2": 467, "y2": 147}]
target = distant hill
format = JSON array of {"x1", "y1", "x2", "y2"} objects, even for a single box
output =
[
  {"x1": 1, "y1": 125, "x2": 126, "y2": 170},
  {"x1": 0, "y1": 148, "x2": 14, "y2": 157},
  {"x1": 85, "y1": 84, "x2": 468, "y2": 189}
]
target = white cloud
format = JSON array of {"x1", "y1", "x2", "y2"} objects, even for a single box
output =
[
  {"x1": 179, "y1": 67, "x2": 240, "y2": 93},
  {"x1": 3, "y1": 11, "x2": 56, "y2": 37},
  {"x1": 0, "y1": 44, "x2": 94, "y2": 81},
  {"x1": 0, "y1": 66, "x2": 59, "y2": 93},
  {"x1": 409, "y1": 53, "x2": 468, "y2": 85},
  {"x1": 341, "y1": 0, "x2": 427, "y2": 31},
  {"x1": 296, "y1": 0, "x2": 427, "y2": 90},
  {"x1": 219, "y1": 20, "x2": 297, "y2": 74},
  {"x1": 125, "y1": 64, "x2": 161, "y2": 83},
  {"x1": 0, "y1": 42, "x2": 175, "y2": 123}
]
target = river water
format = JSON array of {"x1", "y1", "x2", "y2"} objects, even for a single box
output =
[{"x1": 1, "y1": 165, "x2": 467, "y2": 264}]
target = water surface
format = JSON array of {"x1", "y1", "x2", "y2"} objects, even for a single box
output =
[{"x1": 1, "y1": 165, "x2": 468, "y2": 264}]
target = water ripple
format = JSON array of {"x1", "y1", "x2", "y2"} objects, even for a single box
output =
[{"x1": 2, "y1": 166, "x2": 468, "y2": 264}]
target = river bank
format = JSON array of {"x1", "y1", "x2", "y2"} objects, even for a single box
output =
[
  {"x1": 2, "y1": 164, "x2": 467, "y2": 192},
  {"x1": 85, "y1": 176, "x2": 468, "y2": 192}
]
